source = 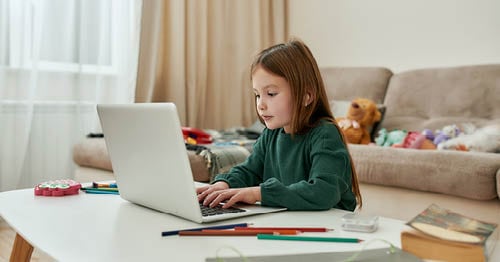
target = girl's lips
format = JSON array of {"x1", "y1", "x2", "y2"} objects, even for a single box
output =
[{"x1": 262, "y1": 115, "x2": 272, "y2": 121}]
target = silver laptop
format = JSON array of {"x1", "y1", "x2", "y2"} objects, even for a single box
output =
[{"x1": 97, "y1": 102, "x2": 286, "y2": 223}]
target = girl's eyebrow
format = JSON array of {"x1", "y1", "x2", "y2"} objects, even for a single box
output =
[{"x1": 253, "y1": 84, "x2": 279, "y2": 92}]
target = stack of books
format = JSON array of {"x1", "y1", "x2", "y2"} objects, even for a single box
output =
[{"x1": 401, "y1": 204, "x2": 498, "y2": 262}]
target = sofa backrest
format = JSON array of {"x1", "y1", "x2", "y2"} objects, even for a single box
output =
[
  {"x1": 320, "y1": 67, "x2": 393, "y2": 104},
  {"x1": 382, "y1": 64, "x2": 500, "y2": 132}
]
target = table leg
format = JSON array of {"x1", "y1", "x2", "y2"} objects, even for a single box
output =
[{"x1": 10, "y1": 233, "x2": 34, "y2": 262}]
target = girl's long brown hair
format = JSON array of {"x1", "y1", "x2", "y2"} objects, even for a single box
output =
[{"x1": 250, "y1": 38, "x2": 362, "y2": 208}]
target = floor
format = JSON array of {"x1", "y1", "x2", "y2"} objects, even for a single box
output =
[{"x1": 0, "y1": 217, "x2": 54, "y2": 262}]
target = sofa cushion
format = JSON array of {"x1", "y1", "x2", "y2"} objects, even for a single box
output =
[
  {"x1": 349, "y1": 144, "x2": 500, "y2": 200},
  {"x1": 72, "y1": 138, "x2": 210, "y2": 182},
  {"x1": 382, "y1": 64, "x2": 500, "y2": 132},
  {"x1": 320, "y1": 67, "x2": 393, "y2": 104}
]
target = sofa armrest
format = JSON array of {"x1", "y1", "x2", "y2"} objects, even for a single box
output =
[{"x1": 73, "y1": 138, "x2": 112, "y2": 171}]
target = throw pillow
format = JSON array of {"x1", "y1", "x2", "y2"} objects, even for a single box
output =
[{"x1": 370, "y1": 104, "x2": 386, "y2": 141}]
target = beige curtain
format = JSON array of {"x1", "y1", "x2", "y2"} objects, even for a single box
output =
[{"x1": 135, "y1": 0, "x2": 287, "y2": 129}]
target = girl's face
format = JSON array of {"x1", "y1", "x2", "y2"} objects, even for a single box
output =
[{"x1": 252, "y1": 66, "x2": 293, "y2": 133}]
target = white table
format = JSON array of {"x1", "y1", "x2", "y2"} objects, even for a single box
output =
[{"x1": 1, "y1": 188, "x2": 408, "y2": 261}]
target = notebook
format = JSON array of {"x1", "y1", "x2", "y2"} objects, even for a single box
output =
[{"x1": 97, "y1": 102, "x2": 286, "y2": 223}]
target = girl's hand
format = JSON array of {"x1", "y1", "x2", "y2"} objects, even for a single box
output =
[
  {"x1": 196, "y1": 181, "x2": 229, "y2": 202},
  {"x1": 202, "y1": 187, "x2": 261, "y2": 208}
]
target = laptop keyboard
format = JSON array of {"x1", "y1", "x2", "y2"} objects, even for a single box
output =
[{"x1": 199, "y1": 203, "x2": 246, "y2": 217}]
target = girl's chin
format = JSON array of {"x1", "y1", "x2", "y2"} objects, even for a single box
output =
[
  {"x1": 266, "y1": 126, "x2": 278, "y2": 130},
  {"x1": 263, "y1": 119, "x2": 289, "y2": 131},
  {"x1": 264, "y1": 123, "x2": 283, "y2": 130},
  {"x1": 263, "y1": 121, "x2": 276, "y2": 129}
]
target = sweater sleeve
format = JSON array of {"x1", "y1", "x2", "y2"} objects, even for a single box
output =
[{"x1": 260, "y1": 125, "x2": 354, "y2": 211}]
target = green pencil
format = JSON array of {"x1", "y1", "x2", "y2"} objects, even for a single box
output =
[
  {"x1": 257, "y1": 234, "x2": 362, "y2": 243},
  {"x1": 81, "y1": 187, "x2": 119, "y2": 195}
]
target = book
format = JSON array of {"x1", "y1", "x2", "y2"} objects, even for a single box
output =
[{"x1": 401, "y1": 204, "x2": 498, "y2": 262}]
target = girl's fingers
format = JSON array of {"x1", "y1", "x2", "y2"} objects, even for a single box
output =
[
  {"x1": 195, "y1": 186, "x2": 205, "y2": 194},
  {"x1": 203, "y1": 189, "x2": 235, "y2": 207},
  {"x1": 197, "y1": 191, "x2": 207, "y2": 201},
  {"x1": 203, "y1": 189, "x2": 222, "y2": 206},
  {"x1": 197, "y1": 186, "x2": 217, "y2": 202},
  {"x1": 198, "y1": 183, "x2": 223, "y2": 200},
  {"x1": 201, "y1": 186, "x2": 260, "y2": 207},
  {"x1": 217, "y1": 190, "x2": 248, "y2": 208},
  {"x1": 222, "y1": 194, "x2": 240, "y2": 208},
  {"x1": 207, "y1": 191, "x2": 225, "y2": 207},
  {"x1": 222, "y1": 187, "x2": 259, "y2": 207}
]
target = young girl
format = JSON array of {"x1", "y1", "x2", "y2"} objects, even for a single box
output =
[{"x1": 197, "y1": 39, "x2": 362, "y2": 211}]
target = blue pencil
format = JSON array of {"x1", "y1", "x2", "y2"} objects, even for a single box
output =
[{"x1": 161, "y1": 222, "x2": 249, "y2": 237}]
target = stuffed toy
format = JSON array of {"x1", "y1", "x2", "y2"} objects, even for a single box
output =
[
  {"x1": 438, "y1": 124, "x2": 500, "y2": 153},
  {"x1": 432, "y1": 124, "x2": 461, "y2": 145},
  {"x1": 375, "y1": 128, "x2": 408, "y2": 147},
  {"x1": 374, "y1": 128, "x2": 388, "y2": 146},
  {"x1": 401, "y1": 131, "x2": 436, "y2": 150},
  {"x1": 337, "y1": 98, "x2": 382, "y2": 144},
  {"x1": 421, "y1": 129, "x2": 435, "y2": 141}
]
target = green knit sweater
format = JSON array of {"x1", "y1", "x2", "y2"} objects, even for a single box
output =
[{"x1": 213, "y1": 121, "x2": 356, "y2": 211}]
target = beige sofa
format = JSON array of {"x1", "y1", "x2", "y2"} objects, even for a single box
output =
[
  {"x1": 320, "y1": 64, "x2": 500, "y2": 223},
  {"x1": 73, "y1": 64, "x2": 500, "y2": 223}
]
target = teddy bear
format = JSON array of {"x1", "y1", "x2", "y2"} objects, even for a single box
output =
[{"x1": 337, "y1": 98, "x2": 381, "y2": 144}]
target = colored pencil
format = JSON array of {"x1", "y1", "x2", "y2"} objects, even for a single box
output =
[
  {"x1": 92, "y1": 182, "x2": 118, "y2": 188},
  {"x1": 82, "y1": 187, "x2": 118, "y2": 191},
  {"x1": 161, "y1": 222, "x2": 249, "y2": 237},
  {"x1": 257, "y1": 234, "x2": 363, "y2": 243},
  {"x1": 234, "y1": 226, "x2": 333, "y2": 232},
  {"x1": 82, "y1": 189, "x2": 119, "y2": 195},
  {"x1": 179, "y1": 229, "x2": 299, "y2": 236}
]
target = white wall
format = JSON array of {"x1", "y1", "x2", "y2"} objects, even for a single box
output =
[{"x1": 288, "y1": 0, "x2": 500, "y2": 72}]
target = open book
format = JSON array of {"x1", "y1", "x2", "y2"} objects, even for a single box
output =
[{"x1": 401, "y1": 204, "x2": 498, "y2": 262}]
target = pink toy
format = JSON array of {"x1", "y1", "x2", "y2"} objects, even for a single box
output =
[
  {"x1": 34, "y1": 179, "x2": 81, "y2": 196},
  {"x1": 402, "y1": 132, "x2": 426, "y2": 149}
]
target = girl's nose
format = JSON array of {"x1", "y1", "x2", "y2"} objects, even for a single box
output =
[{"x1": 257, "y1": 99, "x2": 266, "y2": 110}]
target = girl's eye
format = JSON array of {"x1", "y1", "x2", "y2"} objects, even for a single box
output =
[{"x1": 268, "y1": 92, "x2": 277, "y2": 97}]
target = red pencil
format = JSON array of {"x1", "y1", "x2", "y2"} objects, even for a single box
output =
[
  {"x1": 179, "y1": 229, "x2": 299, "y2": 236},
  {"x1": 234, "y1": 227, "x2": 333, "y2": 232}
]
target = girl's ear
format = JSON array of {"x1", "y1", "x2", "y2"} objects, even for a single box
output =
[{"x1": 304, "y1": 91, "x2": 314, "y2": 106}]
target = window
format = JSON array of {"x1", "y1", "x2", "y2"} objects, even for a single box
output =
[{"x1": 2, "y1": 0, "x2": 138, "y2": 75}]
